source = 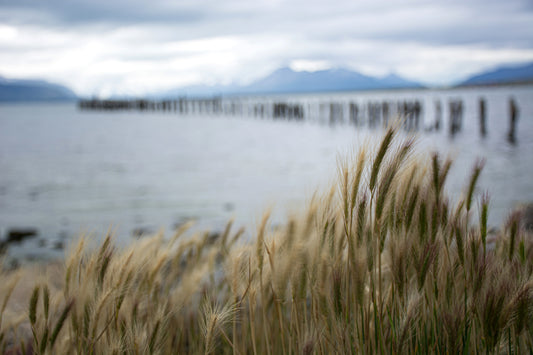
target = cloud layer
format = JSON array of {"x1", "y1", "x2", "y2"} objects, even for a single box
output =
[{"x1": 1, "y1": 0, "x2": 532, "y2": 96}]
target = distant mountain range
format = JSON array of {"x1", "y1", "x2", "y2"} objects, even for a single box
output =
[
  {"x1": 0, "y1": 77, "x2": 77, "y2": 102},
  {"x1": 458, "y1": 62, "x2": 533, "y2": 86},
  {"x1": 165, "y1": 67, "x2": 425, "y2": 97},
  {"x1": 1, "y1": 61, "x2": 533, "y2": 101}
]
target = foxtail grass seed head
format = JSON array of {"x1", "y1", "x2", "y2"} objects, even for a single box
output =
[
  {"x1": 431, "y1": 152, "x2": 440, "y2": 196},
  {"x1": 506, "y1": 210, "x2": 521, "y2": 261},
  {"x1": 438, "y1": 157, "x2": 453, "y2": 193},
  {"x1": 42, "y1": 285, "x2": 50, "y2": 322},
  {"x1": 466, "y1": 158, "x2": 485, "y2": 213},
  {"x1": 356, "y1": 194, "x2": 367, "y2": 246},
  {"x1": 370, "y1": 126, "x2": 395, "y2": 192},
  {"x1": 29, "y1": 285, "x2": 40, "y2": 326},
  {"x1": 479, "y1": 192, "x2": 489, "y2": 252},
  {"x1": 50, "y1": 300, "x2": 74, "y2": 348},
  {"x1": 454, "y1": 221, "x2": 465, "y2": 266},
  {"x1": 256, "y1": 212, "x2": 270, "y2": 274},
  {"x1": 405, "y1": 185, "x2": 420, "y2": 231},
  {"x1": 1, "y1": 273, "x2": 20, "y2": 315},
  {"x1": 351, "y1": 148, "x2": 366, "y2": 211}
]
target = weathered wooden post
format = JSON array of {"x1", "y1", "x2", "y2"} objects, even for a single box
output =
[
  {"x1": 449, "y1": 99, "x2": 463, "y2": 136},
  {"x1": 368, "y1": 102, "x2": 376, "y2": 128},
  {"x1": 338, "y1": 103, "x2": 344, "y2": 124},
  {"x1": 374, "y1": 102, "x2": 381, "y2": 128},
  {"x1": 349, "y1": 102, "x2": 359, "y2": 126},
  {"x1": 413, "y1": 100, "x2": 421, "y2": 131},
  {"x1": 449, "y1": 100, "x2": 456, "y2": 136},
  {"x1": 402, "y1": 101, "x2": 409, "y2": 130},
  {"x1": 508, "y1": 98, "x2": 519, "y2": 144},
  {"x1": 479, "y1": 98, "x2": 487, "y2": 137},
  {"x1": 434, "y1": 100, "x2": 441, "y2": 131},
  {"x1": 458, "y1": 100, "x2": 463, "y2": 132},
  {"x1": 382, "y1": 101, "x2": 389, "y2": 128}
]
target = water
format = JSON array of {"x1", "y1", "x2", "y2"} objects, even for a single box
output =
[{"x1": 0, "y1": 85, "x2": 532, "y2": 261}]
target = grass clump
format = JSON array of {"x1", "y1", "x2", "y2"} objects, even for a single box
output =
[{"x1": 1, "y1": 125, "x2": 532, "y2": 354}]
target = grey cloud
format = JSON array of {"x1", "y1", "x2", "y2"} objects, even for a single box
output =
[
  {"x1": 275, "y1": 1, "x2": 533, "y2": 49},
  {"x1": 1, "y1": 0, "x2": 532, "y2": 93},
  {"x1": 0, "y1": 0, "x2": 205, "y2": 26},
  {"x1": 1, "y1": 0, "x2": 532, "y2": 50}
]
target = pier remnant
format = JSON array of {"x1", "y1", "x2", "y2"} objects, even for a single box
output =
[
  {"x1": 382, "y1": 101, "x2": 390, "y2": 127},
  {"x1": 508, "y1": 98, "x2": 519, "y2": 144},
  {"x1": 349, "y1": 102, "x2": 359, "y2": 125},
  {"x1": 479, "y1": 98, "x2": 487, "y2": 137},
  {"x1": 329, "y1": 103, "x2": 343, "y2": 125},
  {"x1": 413, "y1": 100, "x2": 421, "y2": 131},
  {"x1": 78, "y1": 95, "x2": 507, "y2": 141},
  {"x1": 449, "y1": 99, "x2": 463, "y2": 137},
  {"x1": 434, "y1": 100, "x2": 442, "y2": 131}
]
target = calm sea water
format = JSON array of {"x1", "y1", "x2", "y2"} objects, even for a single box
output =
[{"x1": 1, "y1": 85, "x2": 532, "y2": 261}]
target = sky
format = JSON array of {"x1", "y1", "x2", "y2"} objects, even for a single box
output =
[{"x1": 0, "y1": 0, "x2": 532, "y2": 97}]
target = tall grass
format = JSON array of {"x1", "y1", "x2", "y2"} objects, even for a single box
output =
[{"x1": 1, "y1": 125, "x2": 532, "y2": 354}]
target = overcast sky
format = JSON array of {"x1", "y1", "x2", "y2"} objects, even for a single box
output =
[{"x1": 1, "y1": 0, "x2": 532, "y2": 96}]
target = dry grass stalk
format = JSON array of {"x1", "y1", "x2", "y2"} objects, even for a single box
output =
[{"x1": 0, "y1": 124, "x2": 530, "y2": 354}]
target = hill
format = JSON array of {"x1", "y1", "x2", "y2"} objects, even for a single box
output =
[
  {"x1": 459, "y1": 62, "x2": 533, "y2": 86},
  {"x1": 0, "y1": 77, "x2": 77, "y2": 102},
  {"x1": 164, "y1": 67, "x2": 425, "y2": 97}
]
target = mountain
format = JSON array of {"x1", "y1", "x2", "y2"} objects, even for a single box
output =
[
  {"x1": 0, "y1": 77, "x2": 77, "y2": 102},
  {"x1": 162, "y1": 83, "x2": 240, "y2": 98},
  {"x1": 377, "y1": 73, "x2": 424, "y2": 89},
  {"x1": 459, "y1": 62, "x2": 533, "y2": 86},
  {"x1": 245, "y1": 67, "x2": 383, "y2": 93},
  {"x1": 163, "y1": 67, "x2": 425, "y2": 97}
]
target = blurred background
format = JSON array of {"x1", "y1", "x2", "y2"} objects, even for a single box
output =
[{"x1": 0, "y1": 0, "x2": 532, "y2": 264}]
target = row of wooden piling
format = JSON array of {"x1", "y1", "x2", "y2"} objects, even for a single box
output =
[
  {"x1": 78, "y1": 96, "x2": 519, "y2": 142},
  {"x1": 78, "y1": 98, "x2": 223, "y2": 115}
]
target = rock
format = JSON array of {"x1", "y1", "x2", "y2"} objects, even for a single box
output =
[
  {"x1": 173, "y1": 217, "x2": 197, "y2": 230},
  {"x1": 28, "y1": 189, "x2": 39, "y2": 201},
  {"x1": 53, "y1": 240, "x2": 64, "y2": 250},
  {"x1": 6, "y1": 228, "x2": 38, "y2": 244},
  {"x1": 132, "y1": 227, "x2": 153, "y2": 238},
  {"x1": 7, "y1": 258, "x2": 20, "y2": 270}
]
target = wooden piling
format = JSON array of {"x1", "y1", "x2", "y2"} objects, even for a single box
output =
[
  {"x1": 434, "y1": 100, "x2": 441, "y2": 131},
  {"x1": 382, "y1": 101, "x2": 389, "y2": 128},
  {"x1": 479, "y1": 98, "x2": 487, "y2": 137},
  {"x1": 349, "y1": 102, "x2": 359, "y2": 126},
  {"x1": 508, "y1": 98, "x2": 518, "y2": 144}
]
